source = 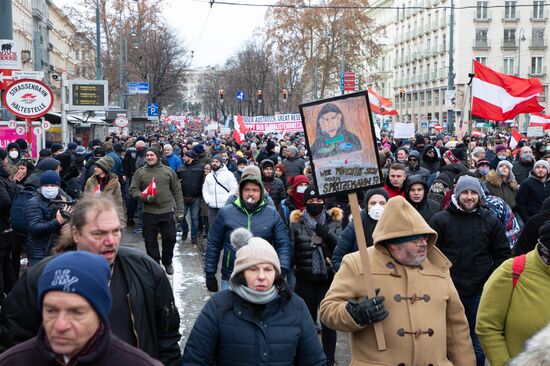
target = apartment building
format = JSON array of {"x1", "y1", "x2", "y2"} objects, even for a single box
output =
[{"x1": 368, "y1": 0, "x2": 549, "y2": 131}]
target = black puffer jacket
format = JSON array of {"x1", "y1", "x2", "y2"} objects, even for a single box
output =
[
  {"x1": 517, "y1": 172, "x2": 550, "y2": 222},
  {"x1": 0, "y1": 166, "x2": 18, "y2": 233},
  {"x1": 177, "y1": 159, "x2": 205, "y2": 199},
  {"x1": 429, "y1": 199, "x2": 511, "y2": 297},
  {"x1": 260, "y1": 159, "x2": 287, "y2": 206},
  {"x1": 0, "y1": 246, "x2": 181, "y2": 366},
  {"x1": 289, "y1": 208, "x2": 343, "y2": 282},
  {"x1": 512, "y1": 159, "x2": 534, "y2": 184},
  {"x1": 282, "y1": 157, "x2": 306, "y2": 177},
  {"x1": 404, "y1": 175, "x2": 442, "y2": 223}
]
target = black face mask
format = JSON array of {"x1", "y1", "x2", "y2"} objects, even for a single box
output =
[
  {"x1": 306, "y1": 203, "x2": 324, "y2": 217},
  {"x1": 243, "y1": 200, "x2": 259, "y2": 212}
]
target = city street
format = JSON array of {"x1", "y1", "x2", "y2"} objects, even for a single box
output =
[{"x1": 121, "y1": 227, "x2": 351, "y2": 363}]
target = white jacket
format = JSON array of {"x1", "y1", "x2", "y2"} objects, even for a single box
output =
[{"x1": 202, "y1": 165, "x2": 238, "y2": 209}]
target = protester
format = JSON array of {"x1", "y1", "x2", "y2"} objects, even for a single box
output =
[
  {"x1": 204, "y1": 170, "x2": 291, "y2": 291},
  {"x1": 233, "y1": 157, "x2": 248, "y2": 183},
  {"x1": 4, "y1": 142, "x2": 22, "y2": 177},
  {"x1": 84, "y1": 156, "x2": 124, "y2": 220},
  {"x1": 405, "y1": 150, "x2": 430, "y2": 180},
  {"x1": 512, "y1": 146, "x2": 534, "y2": 184},
  {"x1": 202, "y1": 153, "x2": 238, "y2": 225},
  {"x1": 282, "y1": 146, "x2": 305, "y2": 178},
  {"x1": 0, "y1": 194, "x2": 182, "y2": 365},
  {"x1": 516, "y1": 160, "x2": 550, "y2": 222},
  {"x1": 320, "y1": 196, "x2": 475, "y2": 365},
  {"x1": 484, "y1": 160, "x2": 518, "y2": 211},
  {"x1": 289, "y1": 185, "x2": 343, "y2": 364},
  {"x1": 331, "y1": 188, "x2": 388, "y2": 271},
  {"x1": 183, "y1": 228, "x2": 326, "y2": 365},
  {"x1": 383, "y1": 163, "x2": 407, "y2": 198},
  {"x1": 129, "y1": 147, "x2": 184, "y2": 275},
  {"x1": 476, "y1": 222, "x2": 550, "y2": 366},
  {"x1": 404, "y1": 174, "x2": 442, "y2": 223},
  {"x1": 430, "y1": 175, "x2": 511, "y2": 366},
  {"x1": 280, "y1": 175, "x2": 309, "y2": 224},
  {"x1": 177, "y1": 150, "x2": 205, "y2": 245},
  {"x1": 420, "y1": 145, "x2": 441, "y2": 174},
  {"x1": 514, "y1": 197, "x2": 550, "y2": 255},
  {"x1": 163, "y1": 143, "x2": 182, "y2": 172},
  {"x1": 0, "y1": 159, "x2": 17, "y2": 304},
  {"x1": 0, "y1": 251, "x2": 162, "y2": 365},
  {"x1": 259, "y1": 159, "x2": 286, "y2": 208}
]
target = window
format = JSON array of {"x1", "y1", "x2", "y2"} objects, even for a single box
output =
[
  {"x1": 476, "y1": 1, "x2": 488, "y2": 19},
  {"x1": 75, "y1": 50, "x2": 79, "y2": 60},
  {"x1": 533, "y1": 1, "x2": 544, "y2": 19},
  {"x1": 503, "y1": 29, "x2": 517, "y2": 47},
  {"x1": 434, "y1": 89, "x2": 440, "y2": 105},
  {"x1": 475, "y1": 29, "x2": 489, "y2": 47},
  {"x1": 531, "y1": 56, "x2": 543, "y2": 74},
  {"x1": 476, "y1": 56, "x2": 487, "y2": 64},
  {"x1": 503, "y1": 57, "x2": 516, "y2": 74},
  {"x1": 420, "y1": 91, "x2": 425, "y2": 106},
  {"x1": 427, "y1": 90, "x2": 432, "y2": 105},
  {"x1": 504, "y1": 1, "x2": 517, "y2": 19},
  {"x1": 539, "y1": 86, "x2": 547, "y2": 103},
  {"x1": 532, "y1": 28, "x2": 545, "y2": 47},
  {"x1": 442, "y1": 34, "x2": 446, "y2": 52}
]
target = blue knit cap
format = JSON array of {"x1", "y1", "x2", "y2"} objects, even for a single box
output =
[
  {"x1": 38, "y1": 251, "x2": 112, "y2": 322},
  {"x1": 40, "y1": 170, "x2": 61, "y2": 186}
]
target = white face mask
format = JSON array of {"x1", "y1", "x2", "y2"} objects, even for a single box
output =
[
  {"x1": 42, "y1": 186, "x2": 59, "y2": 200},
  {"x1": 296, "y1": 185, "x2": 307, "y2": 193},
  {"x1": 368, "y1": 204, "x2": 385, "y2": 220},
  {"x1": 9, "y1": 151, "x2": 19, "y2": 159}
]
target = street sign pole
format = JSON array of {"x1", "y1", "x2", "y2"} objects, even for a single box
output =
[{"x1": 61, "y1": 72, "x2": 69, "y2": 145}]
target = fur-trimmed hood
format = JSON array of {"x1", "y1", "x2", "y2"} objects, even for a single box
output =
[
  {"x1": 486, "y1": 169, "x2": 518, "y2": 190},
  {"x1": 289, "y1": 207, "x2": 343, "y2": 224}
]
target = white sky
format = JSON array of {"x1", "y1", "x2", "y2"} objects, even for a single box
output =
[{"x1": 52, "y1": 0, "x2": 274, "y2": 68}]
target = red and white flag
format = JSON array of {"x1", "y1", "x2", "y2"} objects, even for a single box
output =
[
  {"x1": 529, "y1": 112, "x2": 550, "y2": 130},
  {"x1": 509, "y1": 129, "x2": 524, "y2": 150},
  {"x1": 433, "y1": 123, "x2": 443, "y2": 131},
  {"x1": 472, "y1": 129, "x2": 482, "y2": 138},
  {"x1": 233, "y1": 114, "x2": 247, "y2": 144},
  {"x1": 94, "y1": 184, "x2": 101, "y2": 194},
  {"x1": 472, "y1": 60, "x2": 544, "y2": 121},
  {"x1": 141, "y1": 177, "x2": 157, "y2": 197},
  {"x1": 368, "y1": 88, "x2": 399, "y2": 115}
]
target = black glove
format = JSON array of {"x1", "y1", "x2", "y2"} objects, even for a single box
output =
[
  {"x1": 205, "y1": 276, "x2": 219, "y2": 292},
  {"x1": 345, "y1": 290, "x2": 388, "y2": 326},
  {"x1": 315, "y1": 223, "x2": 329, "y2": 238}
]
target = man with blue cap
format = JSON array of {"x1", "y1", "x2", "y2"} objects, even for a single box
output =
[{"x1": 0, "y1": 251, "x2": 161, "y2": 365}]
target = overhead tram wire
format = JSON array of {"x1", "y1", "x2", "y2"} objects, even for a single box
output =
[
  {"x1": 186, "y1": 6, "x2": 213, "y2": 66},
  {"x1": 197, "y1": 0, "x2": 550, "y2": 11}
]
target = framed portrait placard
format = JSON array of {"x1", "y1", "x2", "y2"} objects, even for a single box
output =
[{"x1": 299, "y1": 91, "x2": 383, "y2": 197}]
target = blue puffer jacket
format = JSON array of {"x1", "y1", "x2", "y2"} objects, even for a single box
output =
[
  {"x1": 24, "y1": 189, "x2": 70, "y2": 261},
  {"x1": 204, "y1": 197, "x2": 291, "y2": 280},
  {"x1": 181, "y1": 290, "x2": 326, "y2": 366}
]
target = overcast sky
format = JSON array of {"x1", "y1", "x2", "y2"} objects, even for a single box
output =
[{"x1": 53, "y1": 0, "x2": 274, "y2": 68}]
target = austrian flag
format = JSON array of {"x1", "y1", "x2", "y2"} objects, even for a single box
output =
[
  {"x1": 472, "y1": 60, "x2": 544, "y2": 121},
  {"x1": 529, "y1": 113, "x2": 550, "y2": 130},
  {"x1": 141, "y1": 177, "x2": 157, "y2": 197},
  {"x1": 233, "y1": 114, "x2": 247, "y2": 144},
  {"x1": 367, "y1": 88, "x2": 398, "y2": 115}
]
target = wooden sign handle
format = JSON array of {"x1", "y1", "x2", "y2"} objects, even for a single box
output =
[{"x1": 348, "y1": 192, "x2": 387, "y2": 351}]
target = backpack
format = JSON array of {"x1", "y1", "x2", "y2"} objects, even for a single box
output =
[
  {"x1": 512, "y1": 254, "x2": 527, "y2": 288},
  {"x1": 10, "y1": 186, "x2": 38, "y2": 235}
]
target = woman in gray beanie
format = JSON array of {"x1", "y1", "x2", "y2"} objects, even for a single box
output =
[
  {"x1": 182, "y1": 228, "x2": 326, "y2": 366},
  {"x1": 84, "y1": 156, "x2": 124, "y2": 223}
]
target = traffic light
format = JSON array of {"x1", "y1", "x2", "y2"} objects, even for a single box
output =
[
  {"x1": 282, "y1": 89, "x2": 288, "y2": 102},
  {"x1": 219, "y1": 89, "x2": 224, "y2": 103},
  {"x1": 257, "y1": 89, "x2": 263, "y2": 104}
]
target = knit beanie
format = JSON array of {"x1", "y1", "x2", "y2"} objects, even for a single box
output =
[
  {"x1": 364, "y1": 188, "x2": 390, "y2": 206},
  {"x1": 287, "y1": 146, "x2": 298, "y2": 156},
  {"x1": 476, "y1": 158, "x2": 491, "y2": 167},
  {"x1": 495, "y1": 145, "x2": 507, "y2": 154},
  {"x1": 230, "y1": 228, "x2": 281, "y2": 279},
  {"x1": 497, "y1": 159, "x2": 513, "y2": 171},
  {"x1": 36, "y1": 158, "x2": 60, "y2": 172},
  {"x1": 67, "y1": 142, "x2": 78, "y2": 151},
  {"x1": 184, "y1": 150, "x2": 198, "y2": 159},
  {"x1": 15, "y1": 138, "x2": 28, "y2": 151},
  {"x1": 211, "y1": 154, "x2": 223, "y2": 163},
  {"x1": 288, "y1": 175, "x2": 309, "y2": 190},
  {"x1": 451, "y1": 148, "x2": 466, "y2": 162},
  {"x1": 193, "y1": 144, "x2": 205, "y2": 154},
  {"x1": 241, "y1": 165, "x2": 262, "y2": 180},
  {"x1": 40, "y1": 170, "x2": 61, "y2": 186},
  {"x1": 237, "y1": 157, "x2": 248, "y2": 166},
  {"x1": 146, "y1": 147, "x2": 161, "y2": 160},
  {"x1": 454, "y1": 175, "x2": 484, "y2": 198},
  {"x1": 38, "y1": 251, "x2": 112, "y2": 322},
  {"x1": 444, "y1": 149, "x2": 461, "y2": 164},
  {"x1": 372, "y1": 196, "x2": 437, "y2": 246},
  {"x1": 472, "y1": 146, "x2": 485, "y2": 157},
  {"x1": 95, "y1": 156, "x2": 115, "y2": 173},
  {"x1": 50, "y1": 143, "x2": 63, "y2": 154},
  {"x1": 533, "y1": 160, "x2": 550, "y2": 173}
]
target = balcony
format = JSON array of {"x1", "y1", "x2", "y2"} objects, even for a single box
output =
[
  {"x1": 47, "y1": 20, "x2": 53, "y2": 30},
  {"x1": 529, "y1": 67, "x2": 547, "y2": 77},
  {"x1": 501, "y1": 39, "x2": 518, "y2": 49},
  {"x1": 32, "y1": 8, "x2": 44, "y2": 21},
  {"x1": 530, "y1": 38, "x2": 548, "y2": 49},
  {"x1": 502, "y1": 11, "x2": 520, "y2": 22},
  {"x1": 530, "y1": 10, "x2": 548, "y2": 22},
  {"x1": 473, "y1": 39, "x2": 491, "y2": 49}
]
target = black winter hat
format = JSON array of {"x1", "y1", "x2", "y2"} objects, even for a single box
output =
[
  {"x1": 7, "y1": 142, "x2": 20, "y2": 152},
  {"x1": 450, "y1": 148, "x2": 466, "y2": 162},
  {"x1": 266, "y1": 140, "x2": 276, "y2": 152},
  {"x1": 50, "y1": 143, "x2": 63, "y2": 154},
  {"x1": 36, "y1": 158, "x2": 61, "y2": 172},
  {"x1": 184, "y1": 150, "x2": 198, "y2": 159},
  {"x1": 39, "y1": 148, "x2": 52, "y2": 158},
  {"x1": 364, "y1": 188, "x2": 390, "y2": 206},
  {"x1": 15, "y1": 138, "x2": 28, "y2": 150},
  {"x1": 303, "y1": 184, "x2": 321, "y2": 203}
]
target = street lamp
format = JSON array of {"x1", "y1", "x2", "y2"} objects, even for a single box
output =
[{"x1": 96, "y1": 0, "x2": 102, "y2": 80}]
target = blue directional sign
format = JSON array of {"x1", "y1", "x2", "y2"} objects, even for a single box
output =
[
  {"x1": 235, "y1": 90, "x2": 247, "y2": 102},
  {"x1": 127, "y1": 82, "x2": 149, "y2": 95},
  {"x1": 147, "y1": 103, "x2": 159, "y2": 117}
]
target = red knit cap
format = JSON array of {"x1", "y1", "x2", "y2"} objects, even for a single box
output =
[{"x1": 288, "y1": 175, "x2": 309, "y2": 190}]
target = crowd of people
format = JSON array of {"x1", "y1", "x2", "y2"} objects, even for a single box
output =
[{"x1": 0, "y1": 127, "x2": 550, "y2": 365}]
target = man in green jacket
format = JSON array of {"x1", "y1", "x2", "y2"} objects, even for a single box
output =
[{"x1": 130, "y1": 147, "x2": 183, "y2": 275}]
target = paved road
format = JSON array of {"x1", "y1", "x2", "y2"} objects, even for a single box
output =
[{"x1": 121, "y1": 228, "x2": 351, "y2": 363}]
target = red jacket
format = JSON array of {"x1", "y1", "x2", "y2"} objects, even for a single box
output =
[{"x1": 384, "y1": 183, "x2": 405, "y2": 198}]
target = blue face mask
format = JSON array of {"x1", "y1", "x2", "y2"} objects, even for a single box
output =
[
  {"x1": 498, "y1": 155, "x2": 507, "y2": 160},
  {"x1": 479, "y1": 167, "x2": 489, "y2": 175}
]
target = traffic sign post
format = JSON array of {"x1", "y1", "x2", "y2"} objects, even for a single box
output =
[
  {"x1": 3, "y1": 79, "x2": 54, "y2": 154},
  {"x1": 147, "y1": 103, "x2": 159, "y2": 120},
  {"x1": 114, "y1": 115, "x2": 129, "y2": 128},
  {"x1": 128, "y1": 82, "x2": 149, "y2": 95},
  {"x1": 235, "y1": 90, "x2": 248, "y2": 102}
]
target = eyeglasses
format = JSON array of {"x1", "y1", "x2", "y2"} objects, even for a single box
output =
[
  {"x1": 411, "y1": 235, "x2": 429, "y2": 245},
  {"x1": 409, "y1": 159, "x2": 418, "y2": 162}
]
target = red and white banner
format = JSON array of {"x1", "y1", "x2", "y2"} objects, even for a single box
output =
[
  {"x1": 241, "y1": 114, "x2": 303, "y2": 134},
  {"x1": 233, "y1": 114, "x2": 247, "y2": 144},
  {"x1": 472, "y1": 59, "x2": 544, "y2": 121},
  {"x1": 509, "y1": 129, "x2": 524, "y2": 150},
  {"x1": 472, "y1": 129, "x2": 482, "y2": 138},
  {"x1": 368, "y1": 88, "x2": 398, "y2": 115},
  {"x1": 141, "y1": 177, "x2": 157, "y2": 197},
  {"x1": 433, "y1": 123, "x2": 443, "y2": 131},
  {"x1": 529, "y1": 112, "x2": 550, "y2": 130}
]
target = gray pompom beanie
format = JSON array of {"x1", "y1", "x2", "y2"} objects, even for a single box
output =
[{"x1": 230, "y1": 228, "x2": 280, "y2": 279}]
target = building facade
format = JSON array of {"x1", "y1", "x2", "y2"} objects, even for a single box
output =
[{"x1": 368, "y1": 0, "x2": 549, "y2": 132}]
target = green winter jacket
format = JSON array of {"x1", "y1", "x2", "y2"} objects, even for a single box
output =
[{"x1": 129, "y1": 161, "x2": 183, "y2": 215}]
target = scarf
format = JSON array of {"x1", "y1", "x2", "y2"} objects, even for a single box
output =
[
  {"x1": 231, "y1": 283, "x2": 279, "y2": 305},
  {"x1": 537, "y1": 240, "x2": 550, "y2": 265},
  {"x1": 302, "y1": 209, "x2": 326, "y2": 231}
]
